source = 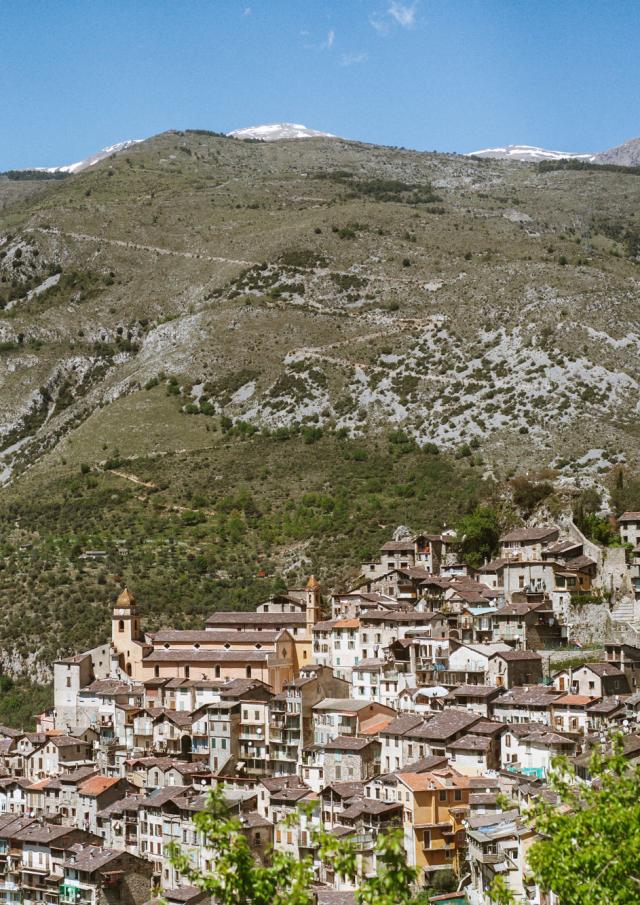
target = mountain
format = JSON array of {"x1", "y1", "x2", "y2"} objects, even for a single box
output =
[
  {"x1": 467, "y1": 144, "x2": 595, "y2": 162},
  {"x1": 227, "y1": 122, "x2": 337, "y2": 141},
  {"x1": 595, "y1": 136, "x2": 640, "y2": 167},
  {"x1": 1, "y1": 127, "x2": 640, "y2": 675},
  {"x1": 41, "y1": 139, "x2": 142, "y2": 174}
]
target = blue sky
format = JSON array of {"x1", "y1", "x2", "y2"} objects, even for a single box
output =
[{"x1": 1, "y1": 0, "x2": 639, "y2": 169}]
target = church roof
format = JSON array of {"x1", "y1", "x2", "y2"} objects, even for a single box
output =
[{"x1": 116, "y1": 587, "x2": 136, "y2": 608}]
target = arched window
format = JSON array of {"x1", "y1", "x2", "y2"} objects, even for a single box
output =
[
  {"x1": 215, "y1": 666, "x2": 220, "y2": 678},
  {"x1": 118, "y1": 620, "x2": 125, "y2": 633},
  {"x1": 246, "y1": 666, "x2": 252, "y2": 678},
  {"x1": 154, "y1": 666, "x2": 160, "y2": 678},
  {"x1": 185, "y1": 666, "x2": 190, "y2": 678}
]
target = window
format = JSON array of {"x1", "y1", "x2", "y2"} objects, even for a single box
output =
[
  {"x1": 185, "y1": 666, "x2": 190, "y2": 678},
  {"x1": 118, "y1": 620, "x2": 124, "y2": 632},
  {"x1": 454, "y1": 789, "x2": 462, "y2": 801},
  {"x1": 66, "y1": 677, "x2": 71, "y2": 688},
  {"x1": 154, "y1": 666, "x2": 160, "y2": 678},
  {"x1": 438, "y1": 790, "x2": 447, "y2": 802},
  {"x1": 246, "y1": 666, "x2": 252, "y2": 678}
]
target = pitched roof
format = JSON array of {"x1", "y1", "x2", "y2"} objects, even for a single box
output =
[
  {"x1": 47, "y1": 735, "x2": 90, "y2": 748},
  {"x1": 619, "y1": 512, "x2": 640, "y2": 522},
  {"x1": 397, "y1": 768, "x2": 470, "y2": 792},
  {"x1": 78, "y1": 776, "x2": 122, "y2": 797},
  {"x1": 352, "y1": 658, "x2": 386, "y2": 671},
  {"x1": 500, "y1": 527, "x2": 558, "y2": 543},
  {"x1": 586, "y1": 696, "x2": 628, "y2": 713},
  {"x1": 205, "y1": 611, "x2": 306, "y2": 626},
  {"x1": 497, "y1": 650, "x2": 543, "y2": 662},
  {"x1": 313, "y1": 699, "x2": 372, "y2": 713},
  {"x1": 83, "y1": 679, "x2": 143, "y2": 696},
  {"x1": 379, "y1": 714, "x2": 423, "y2": 737},
  {"x1": 582, "y1": 662, "x2": 627, "y2": 678},
  {"x1": 151, "y1": 630, "x2": 282, "y2": 644},
  {"x1": 143, "y1": 649, "x2": 269, "y2": 663},
  {"x1": 64, "y1": 844, "x2": 123, "y2": 872},
  {"x1": 552, "y1": 694, "x2": 597, "y2": 706},
  {"x1": 340, "y1": 798, "x2": 402, "y2": 818},
  {"x1": 401, "y1": 755, "x2": 448, "y2": 773},
  {"x1": 380, "y1": 540, "x2": 416, "y2": 551},
  {"x1": 406, "y1": 711, "x2": 479, "y2": 741},
  {"x1": 324, "y1": 736, "x2": 377, "y2": 752},
  {"x1": 448, "y1": 685, "x2": 503, "y2": 699},
  {"x1": 447, "y1": 734, "x2": 492, "y2": 752},
  {"x1": 493, "y1": 687, "x2": 561, "y2": 707}
]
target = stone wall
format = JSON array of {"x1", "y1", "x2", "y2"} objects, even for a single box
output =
[{"x1": 565, "y1": 601, "x2": 609, "y2": 645}]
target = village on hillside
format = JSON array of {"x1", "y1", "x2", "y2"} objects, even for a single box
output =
[{"x1": 1, "y1": 516, "x2": 640, "y2": 905}]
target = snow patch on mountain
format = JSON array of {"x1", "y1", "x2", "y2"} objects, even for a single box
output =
[
  {"x1": 41, "y1": 140, "x2": 143, "y2": 174},
  {"x1": 467, "y1": 144, "x2": 595, "y2": 163},
  {"x1": 227, "y1": 123, "x2": 337, "y2": 141}
]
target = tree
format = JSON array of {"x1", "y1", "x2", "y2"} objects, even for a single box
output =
[
  {"x1": 168, "y1": 785, "x2": 422, "y2": 905},
  {"x1": 525, "y1": 738, "x2": 640, "y2": 905},
  {"x1": 510, "y1": 476, "x2": 553, "y2": 516},
  {"x1": 456, "y1": 506, "x2": 500, "y2": 569}
]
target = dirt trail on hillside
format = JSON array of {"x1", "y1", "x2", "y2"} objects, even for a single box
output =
[
  {"x1": 30, "y1": 227, "x2": 445, "y2": 290},
  {"x1": 30, "y1": 227, "x2": 257, "y2": 267}
]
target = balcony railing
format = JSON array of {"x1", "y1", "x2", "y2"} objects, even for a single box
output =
[{"x1": 60, "y1": 884, "x2": 92, "y2": 905}]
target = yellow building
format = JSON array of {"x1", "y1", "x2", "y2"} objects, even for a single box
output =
[
  {"x1": 111, "y1": 586, "x2": 308, "y2": 692},
  {"x1": 396, "y1": 767, "x2": 470, "y2": 880},
  {"x1": 111, "y1": 588, "x2": 149, "y2": 679}
]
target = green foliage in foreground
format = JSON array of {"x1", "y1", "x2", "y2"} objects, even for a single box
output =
[
  {"x1": 488, "y1": 737, "x2": 640, "y2": 905},
  {"x1": 526, "y1": 740, "x2": 640, "y2": 905},
  {"x1": 168, "y1": 785, "x2": 421, "y2": 905}
]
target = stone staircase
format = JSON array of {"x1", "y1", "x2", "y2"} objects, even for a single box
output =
[
  {"x1": 608, "y1": 597, "x2": 640, "y2": 645},
  {"x1": 611, "y1": 597, "x2": 637, "y2": 622}
]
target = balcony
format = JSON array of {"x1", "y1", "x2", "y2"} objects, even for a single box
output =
[
  {"x1": 352, "y1": 832, "x2": 375, "y2": 852},
  {"x1": 60, "y1": 884, "x2": 92, "y2": 905}
]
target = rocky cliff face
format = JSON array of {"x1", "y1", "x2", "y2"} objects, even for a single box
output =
[{"x1": 595, "y1": 136, "x2": 640, "y2": 167}]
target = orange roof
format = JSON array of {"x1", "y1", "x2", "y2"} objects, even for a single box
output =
[
  {"x1": 78, "y1": 776, "x2": 121, "y2": 797},
  {"x1": 359, "y1": 715, "x2": 394, "y2": 735},
  {"x1": 333, "y1": 619, "x2": 360, "y2": 629},
  {"x1": 27, "y1": 779, "x2": 49, "y2": 791},
  {"x1": 554, "y1": 694, "x2": 597, "y2": 706},
  {"x1": 397, "y1": 769, "x2": 470, "y2": 792}
]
